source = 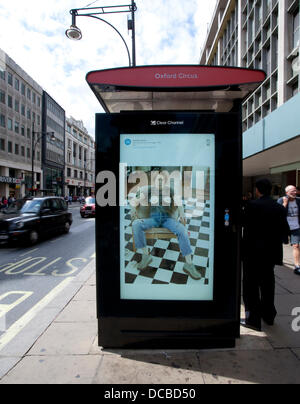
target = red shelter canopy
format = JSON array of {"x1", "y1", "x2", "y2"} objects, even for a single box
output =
[{"x1": 86, "y1": 65, "x2": 266, "y2": 113}]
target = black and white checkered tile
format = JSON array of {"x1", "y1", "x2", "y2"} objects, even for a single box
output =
[{"x1": 123, "y1": 199, "x2": 211, "y2": 286}]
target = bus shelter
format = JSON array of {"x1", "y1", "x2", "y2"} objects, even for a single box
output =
[{"x1": 86, "y1": 65, "x2": 266, "y2": 349}]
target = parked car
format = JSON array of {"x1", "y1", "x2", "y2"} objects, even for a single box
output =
[
  {"x1": 0, "y1": 197, "x2": 73, "y2": 245},
  {"x1": 80, "y1": 197, "x2": 96, "y2": 218}
]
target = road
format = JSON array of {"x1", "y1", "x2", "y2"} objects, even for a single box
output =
[{"x1": 0, "y1": 204, "x2": 95, "y2": 348}]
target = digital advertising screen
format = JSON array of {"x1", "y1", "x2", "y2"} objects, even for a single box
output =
[{"x1": 120, "y1": 133, "x2": 215, "y2": 301}]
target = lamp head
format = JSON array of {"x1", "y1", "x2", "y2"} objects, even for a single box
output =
[{"x1": 65, "y1": 25, "x2": 82, "y2": 40}]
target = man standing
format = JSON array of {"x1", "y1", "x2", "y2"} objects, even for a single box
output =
[
  {"x1": 242, "y1": 179, "x2": 289, "y2": 331},
  {"x1": 278, "y1": 185, "x2": 300, "y2": 276}
]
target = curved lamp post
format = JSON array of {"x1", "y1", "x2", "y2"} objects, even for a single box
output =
[{"x1": 65, "y1": 1, "x2": 137, "y2": 67}]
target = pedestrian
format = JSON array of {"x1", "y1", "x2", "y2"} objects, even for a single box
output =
[
  {"x1": 3, "y1": 197, "x2": 8, "y2": 207},
  {"x1": 278, "y1": 185, "x2": 300, "y2": 275},
  {"x1": 241, "y1": 178, "x2": 289, "y2": 331}
]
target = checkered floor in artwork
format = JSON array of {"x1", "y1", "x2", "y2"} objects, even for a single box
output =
[{"x1": 122, "y1": 199, "x2": 211, "y2": 286}]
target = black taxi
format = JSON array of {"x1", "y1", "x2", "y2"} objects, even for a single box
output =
[{"x1": 0, "y1": 197, "x2": 73, "y2": 245}]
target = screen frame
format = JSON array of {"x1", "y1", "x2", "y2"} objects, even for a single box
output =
[{"x1": 95, "y1": 111, "x2": 242, "y2": 320}]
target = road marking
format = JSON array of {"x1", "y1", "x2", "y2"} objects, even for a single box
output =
[
  {"x1": 0, "y1": 291, "x2": 33, "y2": 319},
  {"x1": 0, "y1": 278, "x2": 73, "y2": 352},
  {"x1": 52, "y1": 257, "x2": 88, "y2": 277},
  {"x1": 24, "y1": 257, "x2": 62, "y2": 276},
  {"x1": 19, "y1": 249, "x2": 39, "y2": 257},
  {"x1": 0, "y1": 257, "x2": 34, "y2": 273},
  {"x1": 5, "y1": 257, "x2": 47, "y2": 275}
]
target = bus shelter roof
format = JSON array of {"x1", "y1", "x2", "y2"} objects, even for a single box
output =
[{"x1": 86, "y1": 65, "x2": 266, "y2": 113}]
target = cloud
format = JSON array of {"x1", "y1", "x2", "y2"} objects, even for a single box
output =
[{"x1": 0, "y1": 0, "x2": 217, "y2": 136}]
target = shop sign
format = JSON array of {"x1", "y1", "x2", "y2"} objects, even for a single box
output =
[{"x1": 0, "y1": 176, "x2": 19, "y2": 184}]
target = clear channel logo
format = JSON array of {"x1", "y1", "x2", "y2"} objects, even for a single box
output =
[{"x1": 124, "y1": 139, "x2": 132, "y2": 146}]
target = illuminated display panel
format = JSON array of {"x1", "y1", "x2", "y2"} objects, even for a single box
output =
[{"x1": 120, "y1": 133, "x2": 215, "y2": 301}]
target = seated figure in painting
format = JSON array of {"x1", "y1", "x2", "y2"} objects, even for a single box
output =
[{"x1": 130, "y1": 183, "x2": 201, "y2": 280}]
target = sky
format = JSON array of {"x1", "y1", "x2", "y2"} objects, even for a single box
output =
[{"x1": 0, "y1": 0, "x2": 217, "y2": 137}]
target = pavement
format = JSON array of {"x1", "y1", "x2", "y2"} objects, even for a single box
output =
[{"x1": 0, "y1": 245, "x2": 299, "y2": 385}]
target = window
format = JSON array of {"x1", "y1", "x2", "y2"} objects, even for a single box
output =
[
  {"x1": 15, "y1": 78, "x2": 19, "y2": 91},
  {"x1": 67, "y1": 168, "x2": 71, "y2": 177},
  {"x1": 21, "y1": 104, "x2": 25, "y2": 116},
  {"x1": 21, "y1": 83, "x2": 25, "y2": 96},
  {"x1": 14, "y1": 121, "x2": 19, "y2": 134},
  {"x1": 0, "y1": 114, "x2": 5, "y2": 128},
  {"x1": 8, "y1": 141, "x2": 12, "y2": 153},
  {"x1": 7, "y1": 72, "x2": 13, "y2": 86},
  {"x1": 15, "y1": 100, "x2": 19, "y2": 113},
  {"x1": 0, "y1": 69, "x2": 5, "y2": 81},
  {"x1": 21, "y1": 146, "x2": 25, "y2": 157},
  {"x1": 21, "y1": 125, "x2": 25, "y2": 136},
  {"x1": 15, "y1": 144, "x2": 19, "y2": 155},
  {"x1": 7, "y1": 118, "x2": 12, "y2": 131},
  {"x1": 7, "y1": 95, "x2": 12, "y2": 108},
  {"x1": 0, "y1": 89, "x2": 5, "y2": 104},
  {"x1": 0, "y1": 139, "x2": 5, "y2": 151},
  {"x1": 27, "y1": 148, "x2": 30, "y2": 158},
  {"x1": 27, "y1": 88, "x2": 31, "y2": 100}
]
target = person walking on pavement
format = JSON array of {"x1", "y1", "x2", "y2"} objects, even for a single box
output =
[
  {"x1": 278, "y1": 185, "x2": 300, "y2": 276},
  {"x1": 241, "y1": 178, "x2": 290, "y2": 331}
]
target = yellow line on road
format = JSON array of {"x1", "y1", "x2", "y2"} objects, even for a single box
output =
[{"x1": 0, "y1": 278, "x2": 73, "y2": 352}]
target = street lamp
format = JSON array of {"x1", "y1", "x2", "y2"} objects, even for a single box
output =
[
  {"x1": 65, "y1": 1, "x2": 137, "y2": 67},
  {"x1": 31, "y1": 122, "x2": 55, "y2": 196}
]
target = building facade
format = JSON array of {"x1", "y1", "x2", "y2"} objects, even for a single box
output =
[
  {"x1": 0, "y1": 49, "x2": 43, "y2": 198},
  {"x1": 42, "y1": 92, "x2": 65, "y2": 197},
  {"x1": 65, "y1": 117, "x2": 95, "y2": 198},
  {"x1": 200, "y1": 0, "x2": 300, "y2": 196}
]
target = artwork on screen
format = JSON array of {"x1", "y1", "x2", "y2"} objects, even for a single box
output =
[{"x1": 119, "y1": 133, "x2": 215, "y2": 301}]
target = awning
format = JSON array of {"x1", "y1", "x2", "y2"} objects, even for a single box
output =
[
  {"x1": 86, "y1": 65, "x2": 266, "y2": 113},
  {"x1": 243, "y1": 135, "x2": 300, "y2": 177}
]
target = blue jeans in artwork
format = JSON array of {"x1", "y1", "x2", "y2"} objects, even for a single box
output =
[{"x1": 132, "y1": 211, "x2": 192, "y2": 257}]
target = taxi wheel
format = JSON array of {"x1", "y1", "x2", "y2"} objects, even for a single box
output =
[
  {"x1": 64, "y1": 221, "x2": 71, "y2": 233},
  {"x1": 28, "y1": 230, "x2": 39, "y2": 245}
]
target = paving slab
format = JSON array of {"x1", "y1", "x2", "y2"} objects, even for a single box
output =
[
  {"x1": 264, "y1": 317, "x2": 300, "y2": 349},
  {"x1": 0, "y1": 357, "x2": 21, "y2": 380},
  {"x1": 28, "y1": 322, "x2": 97, "y2": 356},
  {"x1": 54, "y1": 300, "x2": 97, "y2": 323},
  {"x1": 275, "y1": 295, "x2": 300, "y2": 316},
  {"x1": 292, "y1": 349, "x2": 300, "y2": 360},
  {"x1": 0, "y1": 355, "x2": 102, "y2": 384},
  {"x1": 198, "y1": 349, "x2": 300, "y2": 384},
  {"x1": 93, "y1": 351, "x2": 205, "y2": 384}
]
